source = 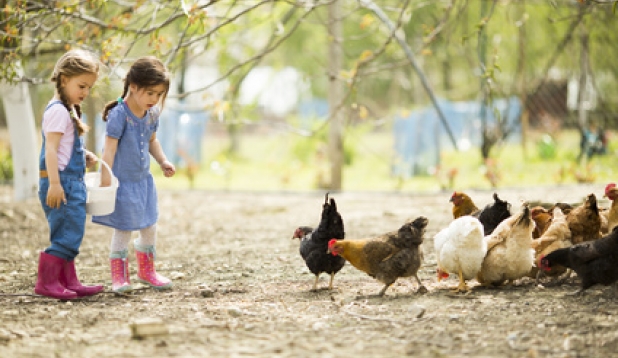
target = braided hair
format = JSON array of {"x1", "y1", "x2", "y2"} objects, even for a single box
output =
[
  {"x1": 102, "y1": 57, "x2": 170, "y2": 121},
  {"x1": 51, "y1": 49, "x2": 99, "y2": 135}
]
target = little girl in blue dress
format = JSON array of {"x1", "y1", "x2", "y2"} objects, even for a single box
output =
[{"x1": 93, "y1": 57, "x2": 176, "y2": 293}]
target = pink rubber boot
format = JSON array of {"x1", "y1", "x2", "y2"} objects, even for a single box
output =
[
  {"x1": 34, "y1": 252, "x2": 78, "y2": 300},
  {"x1": 110, "y1": 250, "x2": 132, "y2": 293},
  {"x1": 60, "y1": 259, "x2": 104, "y2": 297},
  {"x1": 134, "y1": 241, "x2": 172, "y2": 290}
]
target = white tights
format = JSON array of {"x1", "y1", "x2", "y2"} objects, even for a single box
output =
[{"x1": 110, "y1": 224, "x2": 157, "y2": 252}]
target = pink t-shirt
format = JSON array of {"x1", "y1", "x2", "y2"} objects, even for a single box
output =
[{"x1": 42, "y1": 102, "x2": 74, "y2": 171}]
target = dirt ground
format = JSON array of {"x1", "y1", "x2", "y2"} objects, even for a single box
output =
[{"x1": 1, "y1": 183, "x2": 618, "y2": 358}]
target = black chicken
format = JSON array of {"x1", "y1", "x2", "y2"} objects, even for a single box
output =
[
  {"x1": 292, "y1": 193, "x2": 345, "y2": 291},
  {"x1": 540, "y1": 227, "x2": 618, "y2": 294},
  {"x1": 475, "y1": 193, "x2": 511, "y2": 236}
]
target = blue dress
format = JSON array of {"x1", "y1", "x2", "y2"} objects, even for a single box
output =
[{"x1": 92, "y1": 102, "x2": 159, "y2": 231}]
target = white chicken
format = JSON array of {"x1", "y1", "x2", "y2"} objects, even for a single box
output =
[
  {"x1": 434, "y1": 216, "x2": 486, "y2": 292},
  {"x1": 477, "y1": 205, "x2": 535, "y2": 287}
]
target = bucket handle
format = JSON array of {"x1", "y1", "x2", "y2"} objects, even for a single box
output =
[
  {"x1": 98, "y1": 160, "x2": 113, "y2": 175},
  {"x1": 97, "y1": 160, "x2": 116, "y2": 184}
]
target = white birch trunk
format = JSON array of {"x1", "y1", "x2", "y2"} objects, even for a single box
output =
[{"x1": 1, "y1": 77, "x2": 39, "y2": 201}]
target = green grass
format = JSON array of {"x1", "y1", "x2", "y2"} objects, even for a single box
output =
[
  {"x1": 1, "y1": 126, "x2": 612, "y2": 192},
  {"x1": 152, "y1": 128, "x2": 617, "y2": 192}
]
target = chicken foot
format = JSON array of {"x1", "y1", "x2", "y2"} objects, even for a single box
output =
[
  {"x1": 413, "y1": 274, "x2": 428, "y2": 294},
  {"x1": 450, "y1": 269, "x2": 469, "y2": 293},
  {"x1": 311, "y1": 275, "x2": 319, "y2": 291},
  {"x1": 378, "y1": 283, "x2": 392, "y2": 297},
  {"x1": 565, "y1": 287, "x2": 586, "y2": 296}
]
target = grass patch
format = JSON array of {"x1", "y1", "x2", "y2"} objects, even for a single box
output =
[{"x1": 153, "y1": 128, "x2": 617, "y2": 192}]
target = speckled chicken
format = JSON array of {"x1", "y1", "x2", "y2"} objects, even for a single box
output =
[{"x1": 327, "y1": 217, "x2": 428, "y2": 296}]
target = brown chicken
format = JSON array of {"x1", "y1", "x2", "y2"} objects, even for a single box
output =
[
  {"x1": 531, "y1": 206, "x2": 552, "y2": 239},
  {"x1": 530, "y1": 207, "x2": 572, "y2": 283},
  {"x1": 327, "y1": 216, "x2": 428, "y2": 296},
  {"x1": 451, "y1": 192, "x2": 511, "y2": 235},
  {"x1": 450, "y1": 191, "x2": 479, "y2": 219},
  {"x1": 604, "y1": 183, "x2": 618, "y2": 233},
  {"x1": 567, "y1": 193, "x2": 601, "y2": 244}
]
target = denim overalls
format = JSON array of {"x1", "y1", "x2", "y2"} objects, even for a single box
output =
[{"x1": 38, "y1": 101, "x2": 87, "y2": 261}]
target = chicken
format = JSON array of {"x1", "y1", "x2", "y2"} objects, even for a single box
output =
[
  {"x1": 450, "y1": 191, "x2": 479, "y2": 219},
  {"x1": 604, "y1": 183, "x2": 618, "y2": 233},
  {"x1": 292, "y1": 194, "x2": 345, "y2": 291},
  {"x1": 540, "y1": 226, "x2": 618, "y2": 294},
  {"x1": 530, "y1": 206, "x2": 552, "y2": 239},
  {"x1": 450, "y1": 192, "x2": 511, "y2": 235},
  {"x1": 327, "y1": 216, "x2": 428, "y2": 296},
  {"x1": 476, "y1": 193, "x2": 512, "y2": 236},
  {"x1": 530, "y1": 207, "x2": 572, "y2": 282},
  {"x1": 434, "y1": 216, "x2": 486, "y2": 293},
  {"x1": 567, "y1": 193, "x2": 601, "y2": 244},
  {"x1": 476, "y1": 205, "x2": 535, "y2": 287}
]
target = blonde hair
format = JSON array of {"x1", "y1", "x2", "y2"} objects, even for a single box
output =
[
  {"x1": 51, "y1": 49, "x2": 100, "y2": 135},
  {"x1": 102, "y1": 56, "x2": 170, "y2": 121}
]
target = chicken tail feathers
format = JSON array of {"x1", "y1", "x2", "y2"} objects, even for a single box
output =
[
  {"x1": 397, "y1": 216, "x2": 428, "y2": 246},
  {"x1": 515, "y1": 204, "x2": 532, "y2": 227},
  {"x1": 314, "y1": 195, "x2": 345, "y2": 241}
]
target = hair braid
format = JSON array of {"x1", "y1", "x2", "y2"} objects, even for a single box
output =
[
  {"x1": 55, "y1": 77, "x2": 89, "y2": 136},
  {"x1": 102, "y1": 80, "x2": 129, "y2": 122}
]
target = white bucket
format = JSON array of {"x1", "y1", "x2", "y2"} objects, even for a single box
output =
[{"x1": 85, "y1": 160, "x2": 118, "y2": 216}]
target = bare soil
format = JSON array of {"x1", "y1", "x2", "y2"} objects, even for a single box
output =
[{"x1": 1, "y1": 184, "x2": 618, "y2": 358}]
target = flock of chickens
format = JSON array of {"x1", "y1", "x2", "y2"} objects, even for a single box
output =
[{"x1": 292, "y1": 184, "x2": 618, "y2": 296}]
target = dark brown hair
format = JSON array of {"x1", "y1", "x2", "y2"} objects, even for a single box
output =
[
  {"x1": 102, "y1": 57, "x2": 170, "y2": 121},
  {"x1": 51, "y1": 49, "x2": 100, "y2": 135}
]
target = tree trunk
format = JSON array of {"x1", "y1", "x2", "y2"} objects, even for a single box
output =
[
  {"x1": 576, "y1": 28, "x2": 589, "y2": 163},
  {"x1": 327, "y1": 0, "x2": 344, "y2": 190},
  {"x1": 1, "y1": 72, "x2": 39, "y2": 201},
  {"x1": 85, "y1": 95, "x2": 97, "y2": 154},
  {"x1": 517, "y1": 0, "x2": 528, "y2": 158}
]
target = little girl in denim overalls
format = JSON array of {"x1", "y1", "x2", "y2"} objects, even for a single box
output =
[{"x1": 36, "y1": 50, "x2": 103, "y2": 300}]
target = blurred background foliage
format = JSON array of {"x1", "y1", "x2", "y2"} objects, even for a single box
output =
[{"x1": 0, "y1": 0, "x2": 617, "y2": 192}]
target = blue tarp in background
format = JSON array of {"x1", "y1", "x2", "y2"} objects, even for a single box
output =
[
  {"x1": 393, "y1": 97, "x2": 522, "y2": 177},
  {"x1": 158, "y1": 107, "x2": 210, "y2": 167},
  {"x1": 90, "y1": 106, "x2": 209, "y2": 169}
]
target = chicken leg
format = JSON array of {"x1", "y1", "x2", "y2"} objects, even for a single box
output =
[
  {"x1": 328, "y1": 273, "x2": 335, "y2": 290},
  {"x1": 378, "y1": 283, "x2": 392, "y2": 296},
  {"x1": 451, "y1": 269, "x2": 469, "y2": 293},
  {"x1": 311, "y1": 275, "x2": 319, "y2": 291},
  {"x1": 413, "y1": 274, "x2": 428, "y2": 294}
]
